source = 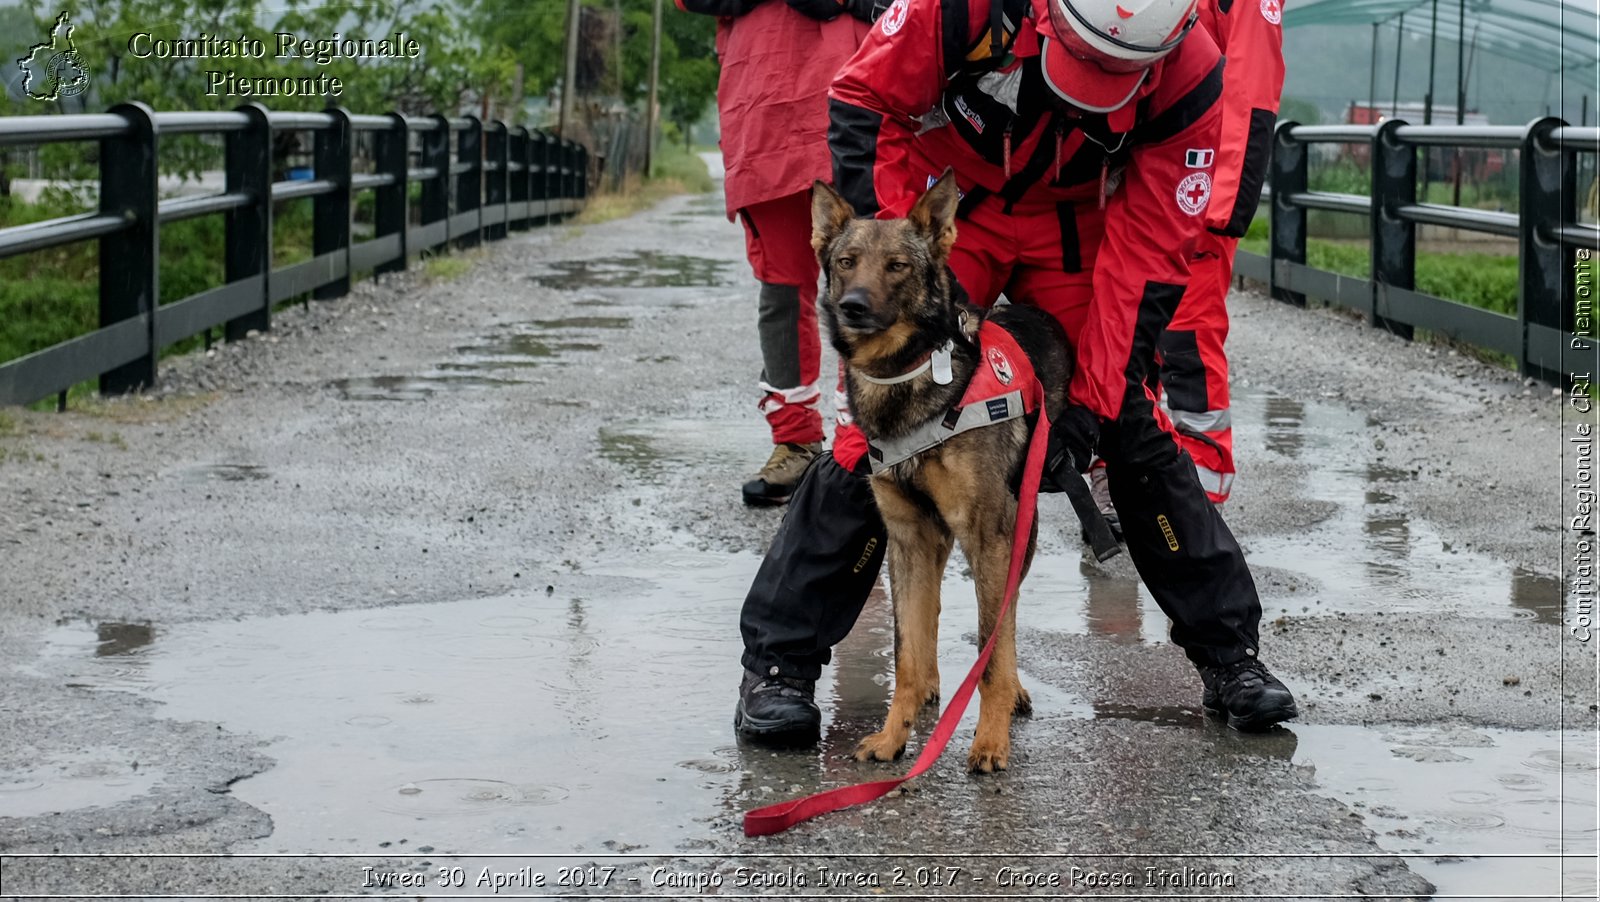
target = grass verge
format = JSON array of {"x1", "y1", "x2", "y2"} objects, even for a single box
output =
[
  {"x1": 1239, "y1": 218, "x2": 1522, "y2": 316},
  {"x1": 576, "y1": 139, "x2": 714, "y2": 226}
]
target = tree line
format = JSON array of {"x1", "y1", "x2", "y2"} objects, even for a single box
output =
[{"x1": 1, "y1": 0, "x2": 718, "y2": 176}]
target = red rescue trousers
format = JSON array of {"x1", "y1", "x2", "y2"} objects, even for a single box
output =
[
  {"x1": 739, "y1": 189, "x2": 825, "y2": 445},
  {"x1": 1159, "y1": 229, "x2": 1237, "y2": 503}
]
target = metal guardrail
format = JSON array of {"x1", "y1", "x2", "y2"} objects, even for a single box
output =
[
  {"x1": 1239, "y1": 117, "x2": 1600, "y2": 384},
  {"x1": 0, "y1": 102, "x2": 591, "y2": 408}
]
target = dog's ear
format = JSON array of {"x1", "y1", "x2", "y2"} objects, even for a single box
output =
[
  {"x1": 811, "y1": 180, "x2": 855, "y2": 258},
  {"x1": 907, "y1": 168, "x2": 959, "y2": 260}
]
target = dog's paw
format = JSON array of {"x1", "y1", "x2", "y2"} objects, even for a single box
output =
[
  {"x1": 966, "y1": 738, "x2": 1009, "y2": 774},
  {"x1": 855, "y1": 731, "x2": 907, "y2": 763},
  {"x1": 1013, "y1": 687, "x2": 1033, "y2": 718}
]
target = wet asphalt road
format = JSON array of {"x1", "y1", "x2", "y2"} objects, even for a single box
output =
[{"x1": 0, "y1": 159, "x2": 1596, "y2": 900}]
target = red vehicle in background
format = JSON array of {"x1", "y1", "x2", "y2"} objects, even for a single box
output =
[{"x1": 1342, "y1": 102, "x2": 1506, "y2": 186}]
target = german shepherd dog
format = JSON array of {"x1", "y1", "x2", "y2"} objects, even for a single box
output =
[{"x1": 811, "y1": 173, "x2": 1072, "y2": 773}]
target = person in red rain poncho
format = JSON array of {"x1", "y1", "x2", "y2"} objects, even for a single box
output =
[
  {"x1": 1082, "y1": 0, "x2": 1286, "y2": 531},
  {"x1": 675, "y1": 0, "x2": 880, "y2": 505},
  {"x1": 1151, "y1": 0, "x2": 1285, "y2": 510},
  {"x1": 732, "y1": 0, "x2": 1299, "y2": 747}
]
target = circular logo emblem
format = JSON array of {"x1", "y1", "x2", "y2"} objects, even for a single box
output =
[
  {"x1": 986, "y1": 347, "x2": 1014, "y2": 385},
  {"x1": 880, "y1": 0, "x2": 909, "y2": 36},
  {"x1": 1260, "y1": 0, "x2": 1282, "y2": 25},
  {"x1": 48, "y1": 52, "x2": 90, "y2": 97},
  {"x1": 1176, "y1": 171, "x2": 1212, "y2": 216}
]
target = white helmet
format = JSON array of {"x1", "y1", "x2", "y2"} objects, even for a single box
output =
[{"x1": 1036, "y1": 0, "x2": 1200, "y2": 112}]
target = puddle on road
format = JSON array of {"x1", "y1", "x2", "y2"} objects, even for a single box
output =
[
  {"x1": 1231, "y1": 389, "x2": 1567, "y2": 625},
  {"x1": 527, "y1": 253, "x2": 732, "y2": 291},
  {"x1": 446, "y1": 317, "x2": 631, "y2": 372},
  {"x1": 598, "y1": 418, "x2": 769, "y2": 482},
  {"x1": 0, "y1": 751, "x2": 165, "y2": 819},
  {"x1": 33, "y1": 554, "x2": 775, "y2": 853},
  {"x1": 92, "y1": 621, "x2": 155, "y2": 657},
  {"x1": 683, "y1": 196, "x2": 726, "y2": 218},
  {"x1": 179, "y1": 464, "x2": 271, "y2": 484},
  {"x1": 1293, "y1": 723, "x2": 1598, "y2": 899},
  {"x1": 329, "y1": 375, "x2": 527, "y2": 402}
]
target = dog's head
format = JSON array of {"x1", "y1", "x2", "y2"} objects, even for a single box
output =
[{"x1": 811, "y1": 171, "x2": 961, "y2": 357}]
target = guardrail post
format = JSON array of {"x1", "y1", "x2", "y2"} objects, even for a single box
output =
[
  {"x1": 509, "y1": 126, "x2": 528, "y2": 230},
  {"x1": 556, "y1": 138, "x2": 570, "y2": 213},
  {"x1": 533, "y1": 131, "x2": 550, "y2": 225},
  {"x1": 566, "y1": 139, "x2": 579, "y2": 207},
  {"x1": 313, "y1": 107, "x2": 352, "y2": 299},
  {"x1": 1370, "y1": 119, "x2": 1416, "y2": 340},
  {"x1": 1520, "y1": 116, "x2": 1574, "y2": 383},
  {"x1": 375, "y1": 112, "x2": 409, "y2": 276},
  {"x1": 456, "y1": 115, "x2": 483, "y2": 248},
  {"x1": 99, "y1": 101, "x2": 159, "y2": 396},
  {"x1": 1269, "y1": 120, "x2": 1307, "y2": 308},
  {"x1": 224, "y1": 102, "x2": 273, "y2": 342},
  {"x1": 486, "y1": 120, "x2": 508, "y2": 241},
  {"x1": 422, "y1": 114, "x2": 450, "y2": 251},
  {"x1": 578, "y1": 143, "x2": 589, "y2": 204}
]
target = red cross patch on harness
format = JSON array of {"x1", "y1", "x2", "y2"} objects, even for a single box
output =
[
  {"x1": 959, "y1": 322, "x2": 1035, "y2": 413},
  {"x1": 987, "y1": 345, "x2": 1014, "y2": 385}
]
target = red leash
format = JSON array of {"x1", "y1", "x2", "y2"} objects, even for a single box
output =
[{"x1": 743, "y1": 380, "x2": 1052, "y2": 838}]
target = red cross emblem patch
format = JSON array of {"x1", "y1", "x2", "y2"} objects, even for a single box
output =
[
  {"x1": 987, "y1": 346, "x2": 1014, "y2": 385},
  {"x1": 881, "y1": 0, "x2": 909, "y2": 35},
  {"x1": 1176, "y1": 172, "x2": 1212, "y2": 216}
]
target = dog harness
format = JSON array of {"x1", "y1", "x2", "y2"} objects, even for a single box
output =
[{"x1": 865, "y1": 321, "x2": 1039, "y2": 473}]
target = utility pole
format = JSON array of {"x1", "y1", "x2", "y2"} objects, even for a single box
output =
[
  {"x1": 1451, "y1": 0, "x2": 1465, "y2": 206},
  {"x1": 511, "y1": 63, "x2": 524, "y2": 120},
  {"x1": 1391, "y1": 14, "x2": 1404, "y2": 118},
  {"x1": 559, "y1": 0, "x2": 581, "y2": 138},
  {"x1": 1368, "y1": 22, "x2": 1379, "y2": 119},
  {"x1": 645, "y1": 0, "x2": 662, "y2": 176},
  {"x1": 1423, "y1": 0, "x2": 1437, "y2": 125},
  {"x1": 1454, "y1": 0, "x2": 1465, "y2": 126},
  {"x1": 1422, "y1": 0, "x2": 1438, "y2": 198}
]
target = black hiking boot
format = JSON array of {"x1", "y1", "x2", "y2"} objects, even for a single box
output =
[
  {"x1": 1199, "y1": 655, "x2": 1299, "y2": 732},
  {"x1": 734, "y1": 669, "x2": 821, "y2": 746}
]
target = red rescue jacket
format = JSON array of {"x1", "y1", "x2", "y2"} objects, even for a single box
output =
[
  {"x1": 676, "y1": 0, "x2": 870, "y2": 217},
  {"x1": 827, "y1": 0, "x2": 1224, "y2": 421},
  {"x1": 1197, "y1": 0, "x2": 1285, "y2": 237}
]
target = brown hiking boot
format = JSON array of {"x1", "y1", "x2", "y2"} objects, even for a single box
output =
[{"x1": 741, "y1": 442, "x2": 821, "y2": 507}]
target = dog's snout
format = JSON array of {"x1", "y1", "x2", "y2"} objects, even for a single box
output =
[{"x1": 837, "y1": 290, "x2": 872, "y2": 322}]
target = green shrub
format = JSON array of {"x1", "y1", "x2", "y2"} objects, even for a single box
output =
[
  {"x1": 1240, "y1": 227, "x2": 1519, "y2": 317},
  {"x1": 1, "y1": 195, "x2": 317, "y2": 370}
]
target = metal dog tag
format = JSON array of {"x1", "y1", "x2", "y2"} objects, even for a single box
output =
[{"x1": 931, "y1": 340, "x2": 954, "y2": 385}]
